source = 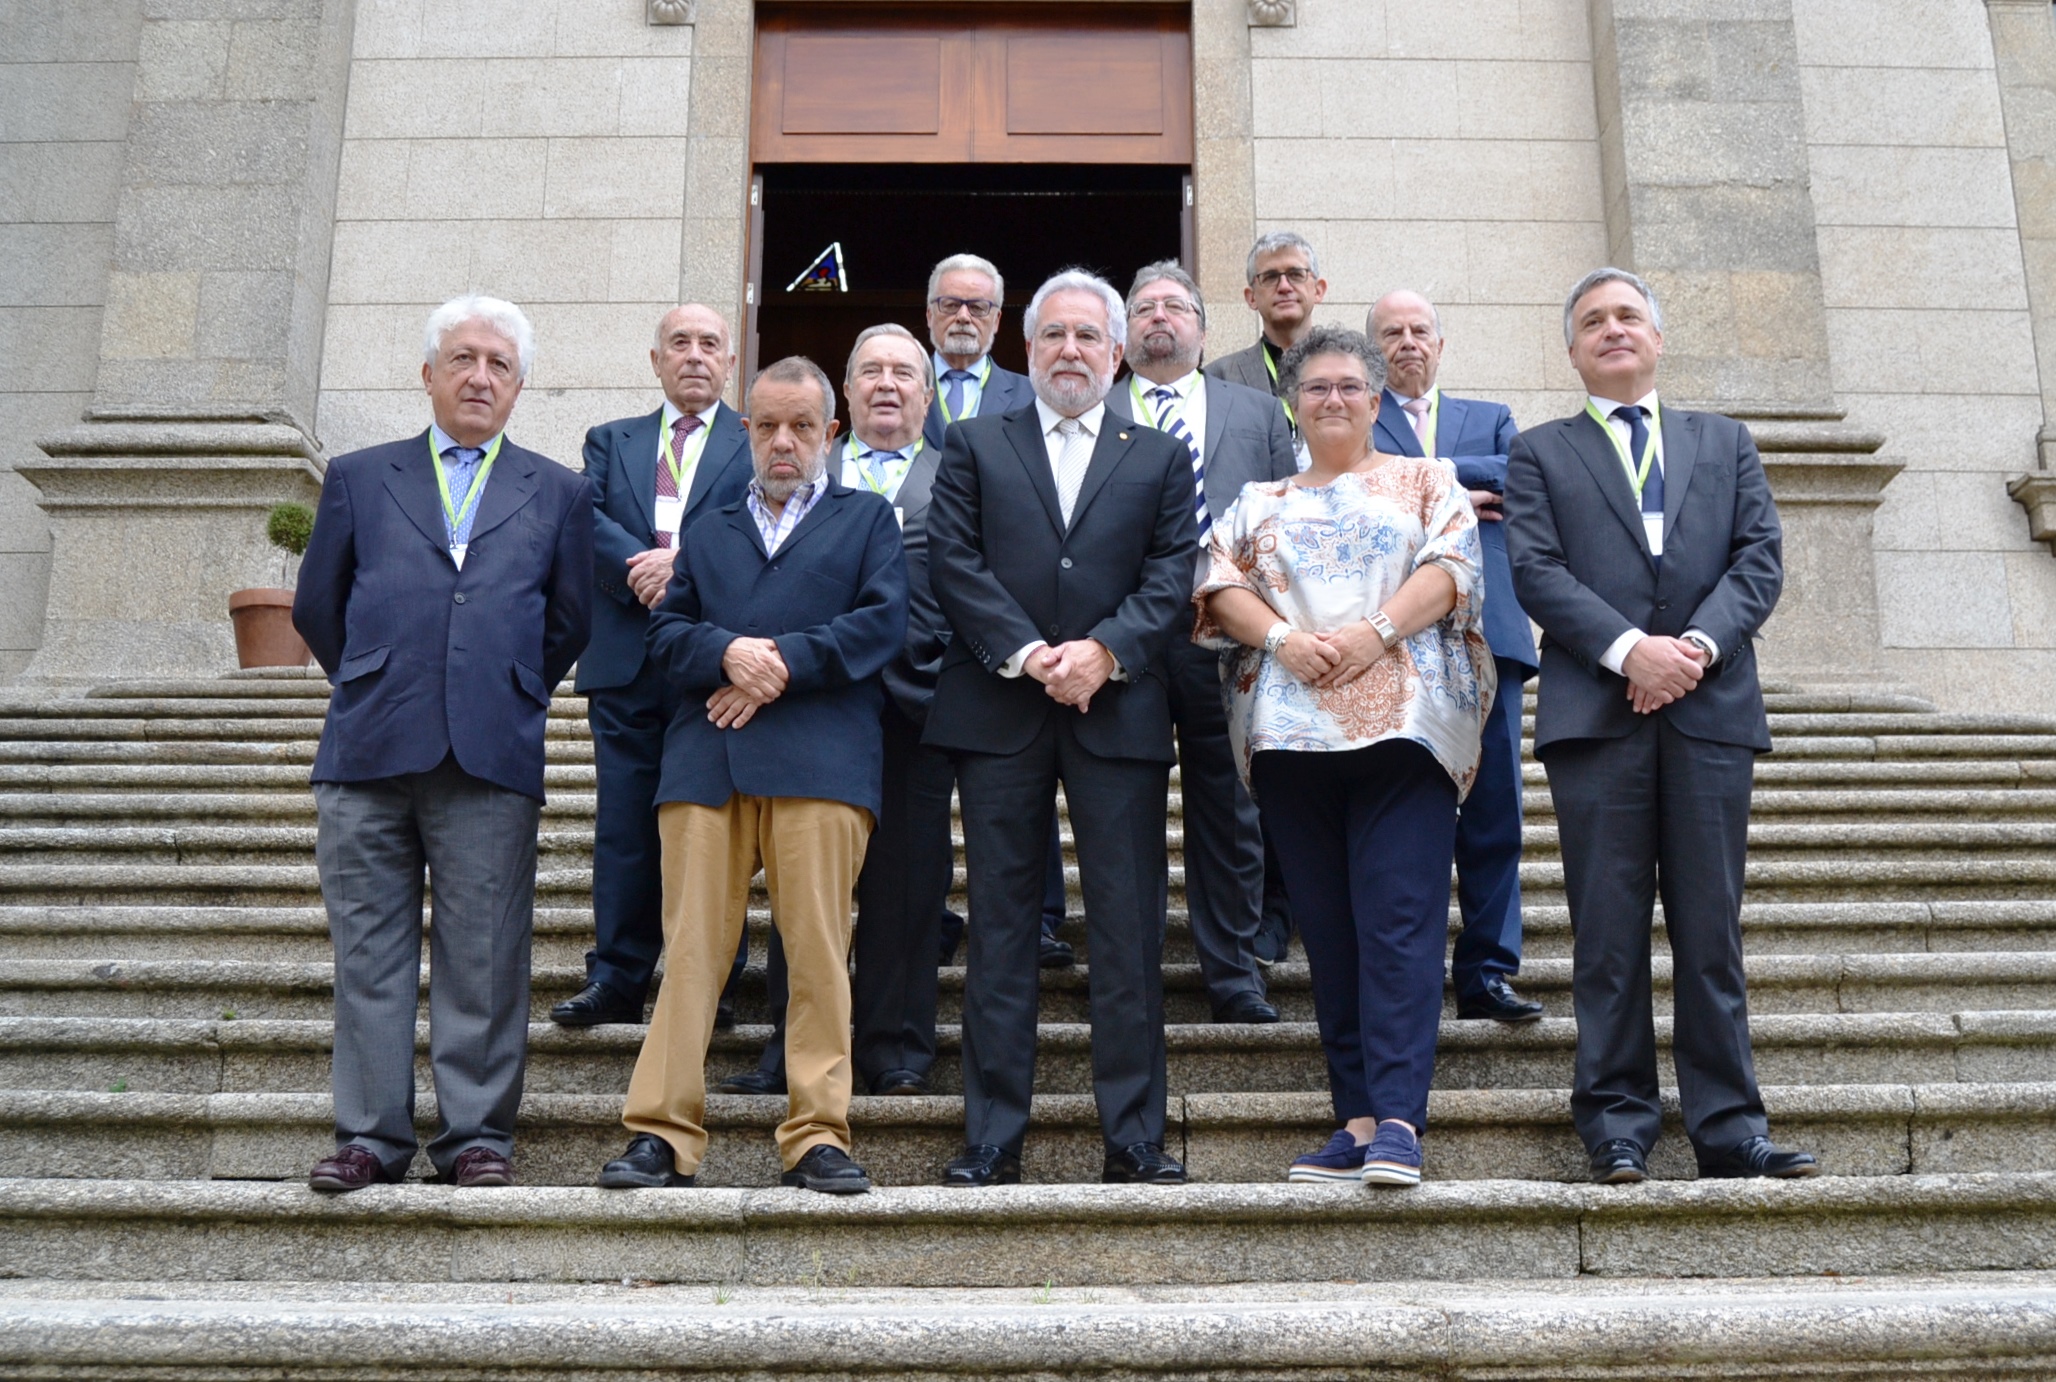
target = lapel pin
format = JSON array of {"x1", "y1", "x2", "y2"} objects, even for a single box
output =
[{"x1": 1118, "y1": 431, "x2": 1129, "y2": 441}]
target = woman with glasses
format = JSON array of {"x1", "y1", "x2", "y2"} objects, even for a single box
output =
[{"x1": 1196, "y1": 324, "x2": 1493, "y2": 1187}]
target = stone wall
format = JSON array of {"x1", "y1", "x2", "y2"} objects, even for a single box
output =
[{"x1": 0, "y1": 3, "x2": 142, "y2": 680}]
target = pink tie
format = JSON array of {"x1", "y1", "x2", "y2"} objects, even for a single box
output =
[{"x1": 1402, "y1": 397, "x2": 1429, "y2": 443}]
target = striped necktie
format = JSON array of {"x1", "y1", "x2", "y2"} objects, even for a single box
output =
[
  {"x1": 653, "y1": 413, "x2": 703, "y2": 550},
  {"x1": 1150, "y1": 385, "x2": 1208, "y2": 543}
]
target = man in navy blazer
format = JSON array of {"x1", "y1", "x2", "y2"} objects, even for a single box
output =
[
  {"x1": 599, "y1": 355, "x2": 907, "y2": 1196},
  {"x1": 1369, "y1": 290, "x2": 1545, "y2": 1025},
  {"x1": 293, "y1": 295, "x2": 593, "y2": 1192},
  {"x1": 921, "y1": 253, "x2": 1036, "y2": 453},
  {"x1": 554, "y1": 305, "x2": 753, "y2": 1028},
  {"x1": 1506, "y1": 268, "x2": 1815, "y2": 1186}
]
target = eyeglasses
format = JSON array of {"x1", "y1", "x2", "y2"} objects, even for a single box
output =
[
  {"x1": 1296, "y1": 379, "x2": 1370, "y2": 402},
  {"x1": 1128, "y1": 297, "x2": 1199, "y2": 319},
  {"x1": 931, "y1": 296, "x2": 998, "y2": 320},
  {"x1": 1034, "y1": 324, "x2": 1108, "y2": 347},
  {"x1": 1252, "y1": 267, "x2": 1315, "y2": 290}
]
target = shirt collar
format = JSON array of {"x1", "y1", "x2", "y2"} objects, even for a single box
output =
[
  {"x1": 1388, "y1": 385, "x2": 1437, "y2": 408},
  {"x1": 429, "y1": 423, "x2": 502, "y2": 458},
  {"x1": 852, "y1": 432, "x2": 916, "y2": 460},
  {"x1": 660, "y1": 399, "x2": 722, "y2": 431},
  {"x1": 1587, "y1": 388, "x2": 1660, "y2": 418},
  {"x1": 933, "y1": 351, "x2": 988, "y2": 380},
  {"x1": 1035, "y1": 397, "x2": 1106, "y2": 438},
  {"x1": 1133, "y1": 369, "x2": 1201, "y2": 401}
]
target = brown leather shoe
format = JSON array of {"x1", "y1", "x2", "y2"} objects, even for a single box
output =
[
  {"x1": 309, "y1": 1144, "x2": 398, "y2": 1193},
  {"x1": 444, "y1": 1146, "x2": 515, "y2": 1187}
]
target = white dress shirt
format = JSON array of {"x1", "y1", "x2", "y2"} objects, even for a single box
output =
[
  {"x1": 839, "y1": 433, "x2": 920, "y2": 500},
  {"x1": 654, "y1": 398, "x2": 721, "y2": 546},
  {"x1": 998, "y1": 398, "x2": 1126, "y2": 681},
  {"x1": 1586, "y1": 389, "x2": 1719, "y2": 674}
]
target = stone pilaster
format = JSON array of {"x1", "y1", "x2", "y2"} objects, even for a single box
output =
[
  {"x1": 21, "y1": 0, "x2": 356, "y2": 682},
  {"x1": 677, "y1": 0, "x2": 750, "y2": 405},
  {"x1": 1987, "y1": 0, "x2": 2056, "y2": 549},
  {"x1": 1587, "y1": 0, "x2": 1895, "y2": 681},
  {"x1": 1192, "y1": 0, "x2": 1260, "y2": 336}
]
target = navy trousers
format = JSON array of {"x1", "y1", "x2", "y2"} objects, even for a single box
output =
[
  {"x1": 584, "y1": 659, "x2": 670, "y2": 1004},
  {"x1": 1252, "y1": 740, "x2": 1456, "y2": 1131},
  {"x1": 1451, "y1": 656, "x2": 1528, "y2": 1000}
]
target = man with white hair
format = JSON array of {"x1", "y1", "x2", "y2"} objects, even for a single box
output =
[
  {"x1": 293, "y1": 294, "x2": 593, "y2": 1191},
  {"x1": 921, "y1": 252, "x2": 1036, "y2": 452},
  {"x1": 925, "y1": 269, "x2": 1200, "y2": 1186}
]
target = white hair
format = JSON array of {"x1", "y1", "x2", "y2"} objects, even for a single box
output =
[
  {"x1": 1562, "y1": 268, "x2": 1664, "y2": 346},
  {"x1": 1023, "y1": 269, "x2": 1128, "y2": 350},
  {"x1": 423, "y1": 295, "x2": 535, "y2": 380},
  {"x1": 928, "y1": 253, "x2": 1005, "y2": 306},
  {"x1": 845, "y1": 322, "x2": 935, "y2": 392},
  {"x1": 1245, "y1": 230, "x2": 1321, "y2": 284}
]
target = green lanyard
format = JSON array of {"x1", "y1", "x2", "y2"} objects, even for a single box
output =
[
  {"x1": 843, "y1": 436, "x2": 923, "y2": 495},
  {"x1": 1583, "y1": 398, "x2": 1662, "y2": 500},
  {"x1": 1262, "y1": 347, "x2": 1297, "y2": 428},
  {"x1": 936, "y1": 358, "x2": 992, "y2": 426},
  {"x1": 429, "y1": 432, "x2": 504, "y2": 541},
  {"x1": 661, "y1": 412, "x2": 713, "y2": 494},
  {"x1": 1130, "y1": 373, "x2": 1193, "y2": 433}
]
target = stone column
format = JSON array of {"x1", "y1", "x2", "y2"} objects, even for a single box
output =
[
  {"x1": 676, "y1": 0, "x2": 750, "y2": 407},
  {"x1": 1987, "y1": 0, "x2": 2056, "y2": 546},
  {"x1": 18, "y1": 0, "x2": 354, "y2": 682},
  {"x1": 1587, "y1": 0, "x2": 1899, "y2": 683}
]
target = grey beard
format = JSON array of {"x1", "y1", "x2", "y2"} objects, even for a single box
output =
[
  {"x1": 755, "y1": 451, "x2": 825, "y2": 503},
  {"x1": 1131, "y1": 334, "x2": 1200, "y2": 373},
  {"x1": 1031, "y1": 363, "x2": 1111, "y2": 414},
  {"x1": 939, "y1": 325, "x2": 984, "y2": 357}
]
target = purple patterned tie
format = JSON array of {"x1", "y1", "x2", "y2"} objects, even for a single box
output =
[{"x1": 654, "y1": 413, "x2": 703, "y2": 549}]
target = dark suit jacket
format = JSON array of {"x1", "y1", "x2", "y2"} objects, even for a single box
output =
[
  {"x1": 295, "y1": 431, "x2": 593, "y2": 802},
  {"x1": 1202, "y1": 339, "x2": 1277, "y2": 397},
  {"x1": 921, "y1": 360, "x2": 1036, "y2": 453},
  {"x1": 646, "y1": 480, "x2": 909, "y2": 815},
  {"x1": 1105, "y1": 372, "x2": 1296, "y2": 526},
  {"x1": 923, "y1": 403, "x2": 1200, "y2": 763},
  {"x1": 575, "y1": 402, "x2": 751, "y2": 693},
  {"x1": 881, "y1": 440, "x2": 949, "y2": 726},
  {"x1": 1376, "y1": 387, "x2": 1539, "y2": 676},
  {"x1": 1505, "y1": 404, "x2": 1782, "y2": 755}
]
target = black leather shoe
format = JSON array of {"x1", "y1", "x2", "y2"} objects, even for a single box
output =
[
  {"x1": 1214, "y1": 991, "x2": 1280, "y2": 1024},
  {"x1": 1455, "y1": 977, "x2": 1545, "y2": 1024},
  {"x1": 782, "y1": 1144, "x2": 872, "y2": 1194},
  {"x1": 1589, "y1": 1139, "x2": 1648, "y2": 1185},
  {"x1": 549, "y1": 981, "x2": 642, "y2": 1027},
  {"x1": 1698, "y1": 1135, "x2": 1820, "y2": 1180},
  {"x1": 309, "y1": 1144, "x2": 403, "y2": 1193},
  {"x1": 716, "y1": 1068, "x2": 785, "y2": 1096},
  {"x1": 597, "y1": 1133, "x2": 693, "y2": 1188},
  {"x1": 1038, "y1": 934, "x2": 1075, "y2": 969},
  {"x1": 943, "y1": 1144, "x2": 1022, "y2": 1186},
  {"x1": 1102, "y1": 1142, "x2": 1187, "y2": 1184},
  {"x1": 871, "y1": 1068, "x2": 928, "y2": 1096},
  {"x1": 1253, "y1": 913, "x2": 1291, "y2": 968}
]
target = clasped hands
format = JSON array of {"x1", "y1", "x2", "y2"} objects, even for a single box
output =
[
  {"x1": 709, "y1": 636, "x2": 788, "y2": 729},
  {"x1": 1275, "y1": 619, "x2": 1388, "y2": 690},
  {"x1": 1622, "y1": 635, "x2": 1710, "y2": 714},
  {"x1": 627, "y1": 548, "x2": 678, "y2": 609},
  {"x1": 1024, "y1": 639, "x2": 1115, "y2": 712}
]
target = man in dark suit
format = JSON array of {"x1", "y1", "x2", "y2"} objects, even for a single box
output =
[
  {"x1": 1505, "y1": 267, "x2": 1817, "y2": 1186},
  {"x1": 921, "y1": 252, "x2": 1037, "y2": 453},
  {"x1": 1203, "y1": 230, "x2": 1328, "y2": 404},
  {"x1": 293, "y1": 295, "x2": 593, "y2": 1192},
  {"x1": 553, "y1": 304, "x2": 753, "y2": 1028},
  {"x1": 597, "y1": 355, "x2": 908, "y2": 1195},
  {"x1": 1369, "y1": 289, "x2": 1544, "y2": 1026},
  {"x1": 1105, "y1": 260, "x2": 1294, "y2": 1026},
  {"x1": 926, "y1": 270, "x2": 1199, "y2": 1187}
]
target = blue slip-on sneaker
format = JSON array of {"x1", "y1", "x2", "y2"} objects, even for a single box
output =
[
  {"x1": 1360, "y1": 1121, "x2": 1423, "y2": 1187},
  {"x1": 1287, "y1": 1129, "x2": 1369, "y2": 1184}
]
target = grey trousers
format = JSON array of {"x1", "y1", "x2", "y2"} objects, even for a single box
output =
[{"x1": 314, "y1": 755, "x2": 541, "y2": 1177}]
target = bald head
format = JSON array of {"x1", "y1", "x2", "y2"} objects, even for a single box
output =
[
  {"x1": 651, "y1": 304, "x2": 735, "y2": 414},
  {"x1": 1368, "y1": 290, "x2": 1445, "y2": 400}
]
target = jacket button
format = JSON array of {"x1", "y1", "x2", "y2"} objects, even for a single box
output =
[
  {"x1": 1048, "y1": 624, "x2": 1060, "y2": 638},
  {"x1": 454, "y1": 593, "x2": 467, "y2": 605},
  {"x1": 1060, "y1": 557, "x2": 1074, "y2": 569},
  {"x1": 1656, "y1": 600, "x2": 1669, "y2": 610}
]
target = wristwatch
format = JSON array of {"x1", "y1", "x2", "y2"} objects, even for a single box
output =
[
  {"x1": 1367, "y1": 609, "x2": 1400, "y2": 650},
  {"x1": 1263, "y1": 622, "x2": 1293, "y2": 655},
  {"x1": 1681, "y1": 630, "x2": 1717, "y2": 665}
]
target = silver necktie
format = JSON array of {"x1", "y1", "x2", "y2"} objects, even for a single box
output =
[{"x1": 1054, "y1": 416, "x2": 1091, "y2": 526}]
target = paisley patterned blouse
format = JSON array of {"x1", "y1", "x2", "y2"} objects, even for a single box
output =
[{"x1": 1193, "y1": 458, "x2": 1496, "y2": 799}]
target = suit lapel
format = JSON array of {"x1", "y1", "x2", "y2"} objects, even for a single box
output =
[
  {"x1": 1003, "y1": 407, "x2": 1068, "y2": 534},
  {"x1": 1376, "y1": 389, "x2": 1423, "y2": 457},
  {"x1": 1437, "y1": 395, "x2": 1468, "y2": 455},
  {"x1": 1660, "y1": 407, "x2": 1699, "y2": 546},
  {"x1": 1065, "y1": 417, "x2": 1135, "y2": 529},
  {"x1": 767, "y1": 482, "x2": 847, "y2": 562},
  {"x1": 1568, "y1": 410, "x2": 1652, "y2": 557},
  {"x1": 385, "y1": 431, "x2": 458, "y2": 552},
  {"x1": 624, "y1": 408, "x2": 663, "y2": 532},
  {"x1": 726, "y1": 503, "x2": 770, "y2": 560},
  {"x1": 1200, "y1": 375, "x2": 1228, "y2": 461},
  {"x1": 894, "y1": 442, "x2": 942, "y2": 526},
  {"x1": 685, "y1": 404, "x2": 747, "y2": 518},
  {"x1": 464, "y1": 440, "x2": 539, "y2": 541}
]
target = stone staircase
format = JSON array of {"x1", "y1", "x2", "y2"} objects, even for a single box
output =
[{"x1": 0, "y1": 671, "x2": 2053, "y2": 1378}]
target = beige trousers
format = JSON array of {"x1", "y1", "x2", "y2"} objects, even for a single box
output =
[{"x1": 622, "y1": 794, "x2": 871, "y2": 1173}]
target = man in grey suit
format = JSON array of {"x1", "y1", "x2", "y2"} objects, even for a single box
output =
[
  {"x1": 1106, "y1": 261, "x2": 1295, "y2": 1024},
  {"x1": 1505, "y1": 267, "x2": 1818, "y2": 1186},
  {"x1": 1203, "y1": 230, "x2": 1329, "y2": 404}
]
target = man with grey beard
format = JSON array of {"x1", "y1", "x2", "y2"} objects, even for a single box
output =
[
  {"x1": 921, "y1": 253, "x2": 1036, "y2": 452},
  {"x1": 1106, "y1": 260, "x2": 1297, "y2": 1026},
  {"x1": 925, "y1": 270, "x2": 1200, "y2": 1187}
]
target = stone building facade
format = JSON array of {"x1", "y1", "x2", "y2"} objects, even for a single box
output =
[{"x1": 4, "y1": 0, "x2": 2056, "y2": 709}]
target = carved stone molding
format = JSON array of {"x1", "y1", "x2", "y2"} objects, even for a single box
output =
[
  {"x1": 2009, "y1": 470, "x2": 2056, "y2": 553},
  {"x1": 648, "y1": 0, "x2": 694, "y2": 25},
  {"x1": 1248, "y1": 0, "x2": 1294, "y2": 26}
]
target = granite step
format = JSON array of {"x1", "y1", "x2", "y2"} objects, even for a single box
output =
[
  {"x1": 6, "y1": 1010, "x2": 2050, "y2": 1098},
  {"x1": 2, "y1": 1173, "x2": 2052, "y2": 1286}
]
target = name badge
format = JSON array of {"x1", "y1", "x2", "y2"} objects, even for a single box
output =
[
  {"x1": 654, "y1": 495, "x2": 685, "y2": 546},
  {"x1": 449, "y1": 543, "x2": 468, "y2": 570},
  {"x1": 894, "y1": 506, "x2": 905, "y2": 530}
]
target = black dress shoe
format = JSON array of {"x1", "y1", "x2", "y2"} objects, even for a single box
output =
[
  {"x1": 1455, "y1": 977, "x2": 1545, "y2": 1024},
  {"x1": 1253, "y1": 913, "x2": 1291, "y2": 968},
  {"x1": 1589, "y1": 1138, "x2": 1648, "y2": 1185},
  {"x1": 1213, "y1": 991, "x2": 1280, "y2": 1024},
  {"x1": 870, "y1": 1068, "x2": 928, "y2": 1096},
  {"x1": 943, "y1": 1144, "x2": 1022, "y2": 1186},
  {"x1": 549, "y1": 981, "x2": 642, "y2": 1027},
  {"x1": 309, "y1": 1144, "x2": 403, "y2": 1193},
  {"x1": 1102, "y1": 1142, "x2": 1186, "y2": 1184},
  {"x1": 782, "y1": 1144, "x2": 872, "y2": 1194},
  {"x1": 716, "y1": 1068, "x2": 785, "y2": 1096},
  {"x1": 1038, "y1": 934, "x2": 1075, "y2": 969},
  {"x1": 598, "y1": 1133, "x2": 694, "y2": 1188},
  {"x1": 1698, "y1": 1135, "x2": 1820, "y2": 1180}
]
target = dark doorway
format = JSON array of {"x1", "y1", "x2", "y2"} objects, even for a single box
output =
[{"x1": 752, "y1": 163, "x2": 1187, "y2": 417}]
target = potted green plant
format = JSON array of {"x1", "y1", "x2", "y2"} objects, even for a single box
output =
[{"x1": 228, "y1": 502, "x2": 316, "y2": 669}]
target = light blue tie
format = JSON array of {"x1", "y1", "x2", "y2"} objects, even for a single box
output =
[
  {"x1": 862, "y1": 447, "x2": 898, "y2": 494},
  {"x1": 1150, "y1": 386, "x2": 1208, "y2": 543},
  {"x1": 943, "y1": 369, "x2": 974, "y2": 420}
]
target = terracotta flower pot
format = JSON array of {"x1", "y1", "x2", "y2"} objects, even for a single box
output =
[{"x1": 228, "y1": 588, "x2": 313, "y2": 669}]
